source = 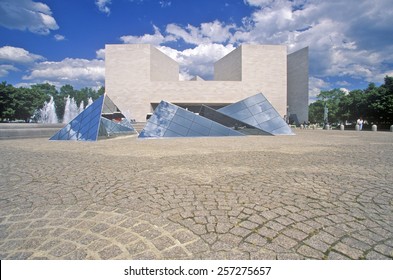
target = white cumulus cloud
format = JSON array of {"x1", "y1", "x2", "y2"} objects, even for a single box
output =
[
  {"x1": 96, "y1": 48, "x2": 105, "y2": 60},
  {"x1": 0, "y1": 65, "x2": 19, "y2": 77},
  {"x1": 120, "y1": 25, "x2": 175, "y2": 45},
  {"x1": 0, "y1": 0, "x2": 58, "y2": 35},
  {"x1": 0, "y1": 46, "x2": 44, "y2": 64},
  {"x1": 23, "y1": 58, "x2": 105, "y2": 88},
  {"x1": 166, "y1": 20, "x2": 235, "y2": 45}
]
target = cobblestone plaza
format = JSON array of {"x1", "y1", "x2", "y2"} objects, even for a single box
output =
[{"x1": 0, "y1": 130, "x2": 392, "y2": 260}]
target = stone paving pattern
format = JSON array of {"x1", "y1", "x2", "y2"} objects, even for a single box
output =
[{"x1": 0, "y1": 130, "x2": 392, "y2": 260}]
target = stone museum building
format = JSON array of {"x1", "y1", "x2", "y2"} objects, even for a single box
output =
[{"x1": 105, "y1": 44, "x2": 309, "y2": 125}]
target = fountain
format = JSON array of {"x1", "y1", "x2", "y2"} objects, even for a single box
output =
[
  {"x1": 87, "y1": 97, "x2": 93, "y2": 107},
  {"x1": 78, "y1": 100, "x2": 84, "y2": 114},
  {"x1": 39, "y1": 96, "x2": 58, "y2": 123},
  {"x1": 63, "y1": 96, "x2": 79, "y2": 123}
]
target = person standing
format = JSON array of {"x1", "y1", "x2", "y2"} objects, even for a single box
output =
[{"x1": 357, "y1": 117, "x2": 364, "y2": 130}]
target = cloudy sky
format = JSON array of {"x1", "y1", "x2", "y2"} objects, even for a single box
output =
[{"x1": 0, "y1": 0, "x2": 392, "y2": 101}]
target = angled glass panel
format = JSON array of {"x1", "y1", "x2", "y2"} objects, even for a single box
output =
[
  {"x1": 78, "y1": 121, "x2": 91, "y2": 138},
  {"x1": 87, "y1": 126, "x2": 99, "y2": 140},
  {"x1": 218, "y1": 93, "x2": 294, "y2": 135},
  {"x1": 168, "y1": 121, "x2": 189, "y2": 136},
  {"x1": 163, "y1": 129, "x2": 183, "y2": 137},
  {"x1": 102, "y1": 95, "x2": 117, "y2": 114},
  {"x1": 100, "y1": 117, "x2": 136, "y2": 138},
  {"x1": 243, "y1": 93, "x2": 266, "y2": 107},
  {"x1": 139, "y1": 122, "x2": 167, "y2": 138},
  {"x1": 98, "y1": 120, "x2": 108, "y2": 137},
  {"x1": 209, "y1": 126, "x2": 244, "y2": 137},
  {"x1": 218, "y1": 100, "x2": 247, "y2": 115},
  {"x1": 229, "y1": 107, "x2": 253, "y2": 121},
  {"x1": 258, "y1": 116, "x2": 286, "y2": 132},
  {"x1": 187, "y1": 130, "x2": 204, "y2": 137},
  {"x1": 138, "y1": 105, "x2": 169, "y2": 138},
  {"x1": 171, "y1": 114, "x2": 193, "y2": 128},
  {"x1": 200, "y1": 105, "x2": 271, "y2": 135},
  {"x1": 148, "y1": 101, "x2": 177, "y2": 126},
  {"x1": 193, "y1": 113, "x2": 213, "y2": 128},
  {"x1": 248, "y1": 101, "x2": 272, "y2": 115},
  {"x1": 119, "y1": 119, "x2": 135, "y2": 130},
  {"x1": 190, "y1": 122, "x2": 210, "y2": 136},
  {"x1": 210, "y1": 121, "x2": 232, "y2": 135},
  {"x1": 242, "y1": 116, "x2": 259, "y2": 127},
  {"x1": 253, "y1": 108, "x2": 277, "y2": 124},
  {"x1": 271, "y1": 125, "x2": 294, "y2": 135},
  {"x1": 228, "y1": 129, "x2": 246, "y2": 136},
  {"x1": 174, "y1": 107, "x2": 196, "y2": 121}
]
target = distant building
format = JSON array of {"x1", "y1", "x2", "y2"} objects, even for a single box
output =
[{"x1": 105, "y1": 44, "x2": 308, "y2": 125}]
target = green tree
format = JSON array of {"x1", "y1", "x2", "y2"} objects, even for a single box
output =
[
  {"x1": 316, "y1": 89, "x2": 346, "y2": 123},
  {"x1": 13, "y1": 87, "x2": 48, "y2": 122},
  {"x1": 0, "y1": 81, "x2": 16, "y2": 121},
  {"x1": 338, "y1": 89, "x2": 368, "y2": 123},
  {"x1": 367, "y1": 76, "x2": 393, "y2": 126},
  {"x1": 308, "y1": 100, "x2": 324, "y2": 123}
]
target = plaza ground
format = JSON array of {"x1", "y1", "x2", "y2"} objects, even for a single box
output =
[{"x1": 0, "y1": 130, "x2": 392, "y2": 259}]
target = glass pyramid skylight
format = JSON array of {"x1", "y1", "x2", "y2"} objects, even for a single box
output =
[
  {"x1": 199, "y1": 105, "x2": 272, "y2": 135},
  {"x1": 138, "y1": 101, "x2": 245, "y2": 138},
  {"x1": 218, "y1": 93, "x2": 294, "y2": 135},
  {"x1": 50, "y1": 94, "x2": 136, "y2": 141}
]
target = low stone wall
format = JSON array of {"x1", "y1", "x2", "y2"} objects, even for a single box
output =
[{"x1": 0, "y1": 123, "x2": 64, "y2": 140}]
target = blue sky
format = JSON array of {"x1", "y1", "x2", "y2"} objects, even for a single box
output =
[{"x1": 0, "y1": 0, "x2": 393, "y2": 101}]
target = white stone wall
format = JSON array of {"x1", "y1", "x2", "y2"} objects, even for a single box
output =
[
  {"x1": 105, "y1": 44, "x2": 296, "y2": 122},
  {"x1": 241, "y1": 45, "x2": 287, "y2": 117},
  {"x1": 287, "y1": 47, "x2": 309, "y2": 125},
  {"x1": 214, "y1": 46, "x2": 242, "y2": 81},
  {"x1": 150, "y1": 45, "x2": 179, "y2": 81}
]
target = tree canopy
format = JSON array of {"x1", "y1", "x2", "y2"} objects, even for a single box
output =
[
  {"x1": 0, "y1": 82, "x2": 104, "y2": 122},
  {"x1": 309, "y1": 76, "x2": 393, "y2": 128}
]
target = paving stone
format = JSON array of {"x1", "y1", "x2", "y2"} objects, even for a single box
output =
[
  {"x1": 162, "y1": 246, "x2": 189, "y2": 259},
  {"x1": 9, "y1": 252, "x2": 34, "y2": 260},
  {"x1": 341, "y1": 237, "x2": 371, "y2": 251},
  {"x1": 257, "y1": 226, "x2": 277, "y2": 239},
  {"x1": 49, "y1": 243, "x2": 77, "y2": 257},
  {"x1": 185, "y1": 239, "x2": 210, "y2": 254},
  {"x1": 21, "y1": 238, "x2": 44, "y2": 250},
  {"x1": 304, "y1": 237, "x2": 330, "y2": 253},
  {"x1": 172, "y1": 231, "x2": 197, "y2": 244},
  {"x1": 327, "y1": 251, "x2": 351, "y2": 260},
  {"x1": 283, "y1": 228, "x2": 308, "y2": 241},
  {"x1": 134, "y1": 250, "x2": 159, "y2": 260},
  {"x1": 374, "y1": 244, "x2": 393, "y2": 257},
  {"x1": 272, "y1": 234, "x2": 298, "y2": 250},
  {"x1": 332, "y1": 242, "x2": 364, "y2": 259},
  {"x1": 297, "y1": 245, "x2": 325, "y2": 259},
  {"x1": 64, "y1": 248, "x2": 89, "y2": 260},
  {"x1": 98, "y1": 245, "x2": 124, "y2": 260},
  {"x1": 151, "y1": 236, "x2": 176, "y2": 251},
  {"x1": 126, "y1": 241, "x2": 148, "y2": 255},
  {"x1": 245, "y1": 233, "x2": 268, "y2": 246},
  {"x1": 365, "y1": 250, "x2": 391, "y2": 260}
]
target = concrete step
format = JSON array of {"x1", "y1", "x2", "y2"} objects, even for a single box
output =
[{"x1": 131, "y1": 122, "x2": 146, "y2": 132}]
